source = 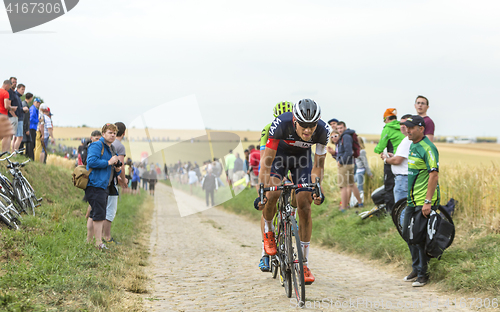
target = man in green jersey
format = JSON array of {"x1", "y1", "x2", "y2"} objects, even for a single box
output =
[{"x1": 402, "y1": 115, "x2": 440, "y2": 287}]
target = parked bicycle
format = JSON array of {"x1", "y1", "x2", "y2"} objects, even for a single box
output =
[
  {"x1": 259, "y1": 178, "x2": 321, "y2": 307},
  {"x1": 0, "y1": 191, "x2": 21, "y2": 230},
  {"x1": 358, "y1": 185, "x2": 386, "y2": 220},
  {"x1": 0, "y1": 149, "x2": 42, "y2": 216}
]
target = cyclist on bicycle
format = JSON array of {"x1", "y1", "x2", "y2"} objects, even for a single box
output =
[
  {"x1": 258, "y1": 101, "x2": 294, "y2": 272},
  {"x1": 257, "y1": 99, "x2": 330, "y2": 284}
]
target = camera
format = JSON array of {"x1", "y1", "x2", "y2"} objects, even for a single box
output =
[{"x1": 115, "y1": 160, "x2": 123, "y2": 167}]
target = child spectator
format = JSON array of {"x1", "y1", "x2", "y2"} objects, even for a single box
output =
[{"x1": 354, "y1": 136, "x2": 373, "y2": 199}]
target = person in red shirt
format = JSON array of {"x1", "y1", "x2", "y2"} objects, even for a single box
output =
[
  {"x1": 0, "y1": 80, "x2": 11, "y2": 116},
  {"x1": 248, "y1": 144, "x2": 260, "y2": 188}
]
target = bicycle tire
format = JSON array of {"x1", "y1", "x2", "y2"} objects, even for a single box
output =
[
  {"x1": 13, "y1": 181, "x2": 28, "y2": 215},
  {"x1": 22, "y1": 176, "x2": 40, "y2": 206},
  {"x1": 0, "y1": 204, "x2": 20, "y2": 230},
  {"x1": 21, "y1": 181, "x2": 36, "y2": 216},
  {"x1": 392, "y1": 198, "x2": 455, "y2": 248},
  {"x1": 288, "y1": 217, "x2": 305, "y2": 307}
]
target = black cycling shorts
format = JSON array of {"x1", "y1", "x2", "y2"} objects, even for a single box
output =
[
  {"x1": 85, "y1": 186, "x2": 109, "y2": 221},
  {"x1": 270, "y1": 147, "x2": 313, "y2": 193},
  {"x1": 131, "y1": 181, "x2": 138, "y2": 190}
]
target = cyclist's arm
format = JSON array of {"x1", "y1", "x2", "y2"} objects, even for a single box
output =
[{"x1": 312, "y1": 144, "x2": 327, "y2": 183}]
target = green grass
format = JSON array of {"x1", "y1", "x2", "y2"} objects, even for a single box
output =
[
  {"x1": 220, "y1": 186, "x2": 500, "y2": 296},
  {"x1": 0, "y1": 156, "x2": 152, "y2": 311}
]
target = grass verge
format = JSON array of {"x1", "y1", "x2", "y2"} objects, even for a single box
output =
[{"x1": 0, "y1": 155, "x2": 153, "y2": 311}]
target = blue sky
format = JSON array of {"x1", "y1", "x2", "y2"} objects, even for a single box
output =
[{"x1": 1, "y1": 0, "x2": 499, "y2": 136}]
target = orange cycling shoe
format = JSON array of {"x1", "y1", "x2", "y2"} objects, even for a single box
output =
[
  {"x1": 263, "y1": 231, "x2": 277, "y2": 256},
  {"x1": 303, "y1": 265, "x2": 315, "y2": 285}
]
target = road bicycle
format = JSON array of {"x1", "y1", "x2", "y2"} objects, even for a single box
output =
[
  {"x1": 0, "y1": 191, "x2": 21, "y2": 230},
  {"x1": 358, "y1": 185, "x2": 387, "y2": 220},
  {"x1": 391, "y1": 197, "x2": 455, "y2": 247},
  {"x1": 0, "y1": 149, "x2": 42, "y2": 216},
  {"x1": 259, "y1": 178, "x2": 321, "y2": 307}
]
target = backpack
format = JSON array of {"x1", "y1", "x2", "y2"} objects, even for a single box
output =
[
  {"x1": 425, "y1": 210, "x2": 455, "y2": 259},
  {"x1": 341, "y1": 131, "x2": 361, "y2": 159},
  {"x1": 351, "y1": 132, "x2": 361, "y2": 158},
  {"x1": 72, "y1": 142, "x2": 104, "y2": 190}
]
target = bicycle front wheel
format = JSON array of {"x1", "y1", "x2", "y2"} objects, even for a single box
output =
[{"x1": 288, "y1": 217, "x2": 305, "y2": 307}]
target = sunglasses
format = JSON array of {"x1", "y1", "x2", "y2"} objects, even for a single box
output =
[
  {"x1": 297, "y1": 121, "x2": 317, "y2": 129},
  {"x1": 331, "y1": 134, "x2": 339, "y2": 138}
]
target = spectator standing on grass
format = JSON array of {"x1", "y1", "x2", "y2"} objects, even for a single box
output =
[
  {"x1": 0, "y1": 82, "x2": 14, "y2": 143},
  {"x1": 414, "y1": 95, "x2": 435, "y2": 142},
  {"x1": 354, "y1": 136, "x2": 373, "y2": 197},
  {"x1": 212, "y1": 157, "x2": 225, "y2": 187},
  {"x1": 402, "y1": 115, "x2": 440, "y2": 287},
  {"x1": 232, "y1": 153, "x2": 245, "y2": 188},
  {"x1": 374, "y1": 108, "x2": 405, "y2": 214},
  {"x1": 85, "y1": 123, "x2": 121, "y2": 250},
  {"x1": 336, "y1": 121, "x2": 363, "y2": 211},
  {"x1": 1, "y1": 80, "x2": 13, "y2": 152},
  {"x1": 327, "y1": 129, "x2": 340, "y2": 159},
  {"x1": 84, "y1": 131, "x2": 102, "y2": 221},
  {"x1": 27, "y1": 98, "x2": 41, "y2": 159},
  {"x1": 12, "y1": 83, "x2": 28, "y2": 152},
  {"x1": 139, "y1": 164, "x2": 147, "y2": 190},
  {"x1": 225, "y1": 149, "x2": 236, "y2": 187},
  {"x1": 248, "y1": 145, "x2": 260, "y2": 188},
  {"x1": 102, "y1": 122, "x2": 128, "y2": 245},
  {"x1": 35, "y1": 104, "x2": 53, "y2": 163},
  {"x1": 188, "y1": 167, "x2": 198, "y2": 194},
  {"x1": 131, "y1": 163, "x2": 140, "y2": 195},
  {"x1": 6, "y1": 78, "x2": 19, "y2": 153},
  {"x1": 381, "y1": 114, "x2": 412, "y2": 203},
  {"x1": 202, "y1": 169, "x2": 218, "y2": 207},
  {"x1": 149, "y1": 168, "x2": 157, "y2": 196},
  {"x1": 20, "y1": 92, "x2": 33, "y2": 150}
]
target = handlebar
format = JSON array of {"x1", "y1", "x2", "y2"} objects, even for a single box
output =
[
  {"x1": 259, "y1": 177, "x2": 322, "y2": 205},
  {"x1": 0, "y1": 149, "x2": 28, "y2": 163}
]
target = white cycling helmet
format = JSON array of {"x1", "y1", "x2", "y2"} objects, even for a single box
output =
[{"x1": 293, "y1": 99, "x2": 321, "y2": 124}]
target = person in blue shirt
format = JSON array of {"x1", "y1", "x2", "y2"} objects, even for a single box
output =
[
  {"x1": 27, "y1": 98, "x2": 41, "y2": 160},
  {"x1": 85, "y1": 123, "x2": 122, "y2": 250}
]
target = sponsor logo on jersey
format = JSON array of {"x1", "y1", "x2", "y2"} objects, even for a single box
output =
[
  {"x1": 283, "y1": 140, "x2": 313, "y2": 149},
  {"x1": 268, "y1": 118, "x2": 282, "y2": 136}
]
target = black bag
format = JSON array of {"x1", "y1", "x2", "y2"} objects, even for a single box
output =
[
  {"x1": 407, "y1": 209, "x2": 427, "y2": 245},
  {"x1": 425, "y1": 211, "x2": 454, "y2": 259}
]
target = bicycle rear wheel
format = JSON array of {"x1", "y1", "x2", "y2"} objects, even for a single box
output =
[{"x1": 288, "y1": 217, "x2": 305, "y2": 307}]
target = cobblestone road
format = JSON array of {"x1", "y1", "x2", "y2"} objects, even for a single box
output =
[{"x1": 143, "y1": 183, "x2": 475, "y2": 311}]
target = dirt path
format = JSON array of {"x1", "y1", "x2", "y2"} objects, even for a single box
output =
[{"x1": 143, "y1": 183, "x2": 475, "y2": 311}]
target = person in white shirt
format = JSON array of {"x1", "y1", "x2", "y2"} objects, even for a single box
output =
[{"x1": 381, "y1": 114, "x2": 412, "y2": 203}]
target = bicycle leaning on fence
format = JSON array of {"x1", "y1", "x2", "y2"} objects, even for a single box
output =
[{"x1": 258, "y1": 178, "x2": 321, "y2": 308}]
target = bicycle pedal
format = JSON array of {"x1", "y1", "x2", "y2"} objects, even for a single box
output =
[{"x1": 37, "y1": 197, "x2": 43, "y2": 202}]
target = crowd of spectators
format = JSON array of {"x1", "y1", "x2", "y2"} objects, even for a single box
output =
[
  {"x1": 0, "y1": 77, "x2": 54, "y2": 162},
  {"x1": 327, "y1": 95, "x2": 435, "y2": 213}
]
